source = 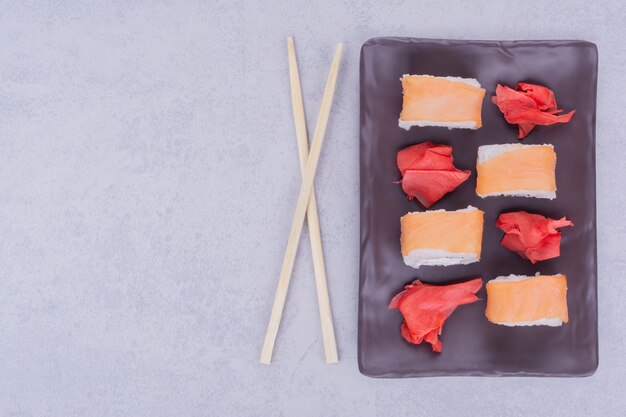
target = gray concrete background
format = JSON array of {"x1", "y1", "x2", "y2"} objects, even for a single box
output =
[{"x1": 0, "y1": 1, "x2": 624, "y2": 416}]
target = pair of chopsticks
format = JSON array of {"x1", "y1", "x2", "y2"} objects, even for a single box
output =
[{"x1": 260, "y1": 37, "x2": 343, "y2": 365}]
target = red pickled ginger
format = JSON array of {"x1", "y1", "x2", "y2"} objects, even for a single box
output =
[
  {"x1": 497, "y1": 211, "x2": 574, "y2": 264},
  {"x1": 491, "y1": 82, "x2": 575, "y2": 139},
  {"x1": 397, "y1": 142, "x2": 470, "y2": 208},
  {"x1": 389, "y1": 278, "x2": 482, "y2": 352}
]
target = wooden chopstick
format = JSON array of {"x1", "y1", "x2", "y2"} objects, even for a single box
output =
[
  {"x1": 260, "y1": 41, "x2": 343, "y2": 365},
  {"x1": 285, "y1": 36, "x2": 338, "y2": 364}
]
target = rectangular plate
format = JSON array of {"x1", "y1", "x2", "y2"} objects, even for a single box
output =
[{"x1": 358, "y1": 38, "x2": 598, "y2": 377}]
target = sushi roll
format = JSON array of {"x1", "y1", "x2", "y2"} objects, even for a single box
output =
[
  {"x1": 485, "y1": 274, "x2": 569, "y2": 327},
  {"x1": 400, "y1": 206, "x2": 484, "y2": 269},
  {"x1": 399, "y1": 75, "x2": 486, "y2": 130},
  {"x1": 476, "y1": 143, "x2": 557, "y2": 199}
]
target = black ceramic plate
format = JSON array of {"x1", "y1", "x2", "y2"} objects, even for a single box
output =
[{"x1": 358, "y1": 38, "x2": 598, "y2": 377}]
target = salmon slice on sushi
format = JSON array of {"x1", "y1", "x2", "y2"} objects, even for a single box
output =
[
  {"x1": 476, "y1": 143, "x2": 557, "y2": 199},
  {"x1": 485, "y1": 274, "x2": 568, "y2": 327},
  {"x1": 399, "y1": 75, "x2": 486, "y2": 130},
  {"x1": 400, "y1": 206, "x2": 484, "y2": 269}
]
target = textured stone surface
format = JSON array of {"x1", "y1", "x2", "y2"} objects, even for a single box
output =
[{"x1": 0, "y1": 1, "x2": 623, "y2": 416}]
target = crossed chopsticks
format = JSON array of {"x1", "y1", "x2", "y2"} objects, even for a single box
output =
[{"x1": 260, "y1": 38, "x2": 343, "y2": 365}]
